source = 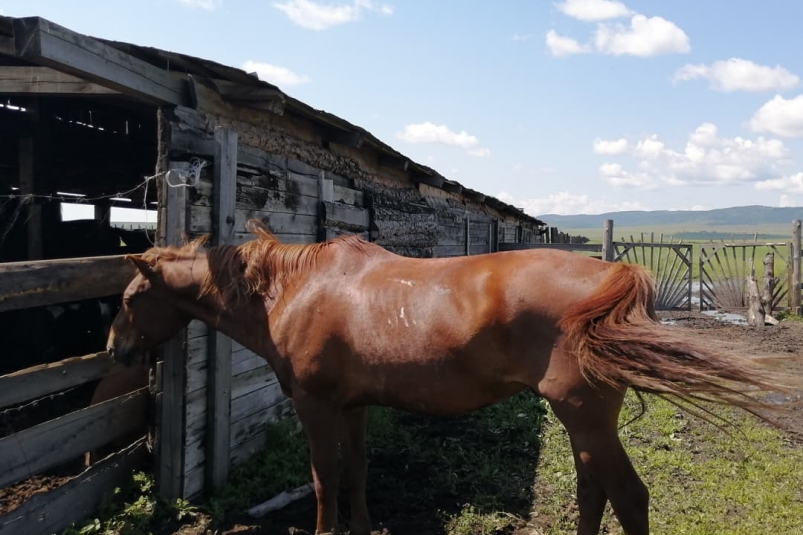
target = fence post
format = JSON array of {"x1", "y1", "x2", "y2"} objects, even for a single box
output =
[
  {"x1": 207, "y1": 127, "x2": 237, "y2": 492},
  {"x1": 465, "y1": 214, "x2": 471, "y2": 256},
  {"x1": 602, "y1": 219, "x2": 614, "y2": 262},
  {"x1": 793, "y1": 220, "x2": 802, "y2": 315}
]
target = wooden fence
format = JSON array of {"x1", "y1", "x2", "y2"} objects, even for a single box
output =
[{"x1": 0, "y1": 256, "x2": 146, "y2": 535}]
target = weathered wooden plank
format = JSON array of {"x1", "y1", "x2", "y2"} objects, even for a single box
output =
[
  {"x1": 190, "y1": 206, "x2": 318, "y2": 236},
  {"x1": 232, "y1": 232, "x2": 316, "y2": 246},
  {"x1": 206, "y1": 127, "x2": 237, "y2": 491},
  {"x1": 0, "y1": 351, "x2": 119, "y2": 409},
  {"x1": 230, "y1": 401, "x2": 295, "y2": 466},
  {"x1": 183, "y1": 380, "x2": 284, "y2": 471},
  {"x1": 0, "y1": 255, "x2": 134, "y2": 313},
  {"x1": 13, "y1": 17, "x2": 187, "y2": 105},
  {"x1": 322, "y1": 201, "x2": 369, "y2": 231},
  {"x1": 233, "y1": 367, "x2": 278, "y2": 400},
  {"x1": 158, "y1": 160, "x2": 189, "y2": 501},
  {"x1": 0, "y1": 438, "x2": 147, "y2": 535},
  {"x1": 332, "y1": 185, "x2": 363, "y2": 206},
  {"x1": 0, "y1": 388, "x2": 148, "y2": 489},
  {"x1": 433, "y1": 244, "x2": 490, "y2": 257},
  {"x1": 498, "y1": 242, "x2": 603, "y2": 252},
  {"x1": 191, "y1": 177, "x2": 319, "y2": 215},
  {"x1": 0, "y1": 66, "x2": 120, "y2": 95}
]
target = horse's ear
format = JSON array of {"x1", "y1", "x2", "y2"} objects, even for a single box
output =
[
  {"x1": 126, "y1": 255, "x2": 155, "y2": 278},
  {"x1": 246, "y1": 218, "x2": 278, "y2": 242}
]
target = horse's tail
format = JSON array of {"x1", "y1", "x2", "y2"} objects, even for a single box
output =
[{"x1": 558, "y1": 262, "x2": 794, "y2": 415}]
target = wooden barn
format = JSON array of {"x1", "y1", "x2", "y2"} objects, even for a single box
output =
[{"x1": 0, "y1": 15, "x2": 545, "y2": 534}]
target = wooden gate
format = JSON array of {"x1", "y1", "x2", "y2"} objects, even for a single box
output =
[
  {"x1": 699, "y1": 241, "x2": 790, "y2": 311},
  {"x1": 613, "y1": 234, "x2": 693, "y2": 311}
]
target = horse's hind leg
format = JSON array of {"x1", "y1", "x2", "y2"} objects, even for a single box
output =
[{"x1": 548, "y1": 387, "x2": 649, "y2": 535}]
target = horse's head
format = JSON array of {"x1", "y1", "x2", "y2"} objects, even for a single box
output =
[{"x1": 106, "y1": 254, "x2": 193, "y2": 366}]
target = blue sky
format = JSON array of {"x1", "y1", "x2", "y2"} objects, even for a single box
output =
[{"x1": 4, "y1": 0, "x2": 803, "y2": 217}]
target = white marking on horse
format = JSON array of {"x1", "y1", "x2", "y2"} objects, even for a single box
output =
[
  {"x1": 391, "y1": 278, "x2": 415, "y2": 287},
  {"x1": 399, "y1": 307, "x2": 410, "y2": 327}
]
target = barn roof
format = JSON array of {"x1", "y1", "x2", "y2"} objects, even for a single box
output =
[{"x1": 0, "y1": 15, "x2": 543, "y2": 227}]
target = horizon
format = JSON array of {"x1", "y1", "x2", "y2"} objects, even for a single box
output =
[{"x1": 4, "y1": 1, "x2": 803, "y2": 218}]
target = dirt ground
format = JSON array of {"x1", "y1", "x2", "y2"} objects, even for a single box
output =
[{"x1": 213, "y1": 310, "x2": 803, "y2": 535}]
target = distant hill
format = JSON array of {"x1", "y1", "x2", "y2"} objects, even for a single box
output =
[{"x1": 538, "y1": 206, "x2": 803, "y2": 230}]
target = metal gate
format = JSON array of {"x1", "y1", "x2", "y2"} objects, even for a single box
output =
[
  {"x1": 614, "y1": 234, "x2": 693, "y2": 311},
  {"x1": 699, "y1": 241, "x2": 790, "y2": 311}
]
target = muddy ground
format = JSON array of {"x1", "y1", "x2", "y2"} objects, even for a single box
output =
[{"x1": 212, "y1": 310, "x2": 803, "y2": 535}]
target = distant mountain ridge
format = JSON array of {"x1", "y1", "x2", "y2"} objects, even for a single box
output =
[{"x1": 538, "y1": 205, "x2": 803, "y2": 229}]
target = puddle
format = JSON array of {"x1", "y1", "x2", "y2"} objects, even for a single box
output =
[
  {"x1": 701, "y1": 310, "x2": 748, "y2": 325},
  {"x1": 660, "y1": 319, "x2": 678, "y2": 325}
]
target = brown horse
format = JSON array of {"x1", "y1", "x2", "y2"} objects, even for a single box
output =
[{"x1": 106, "y1": 219, "x2": 794, "y2": 535}]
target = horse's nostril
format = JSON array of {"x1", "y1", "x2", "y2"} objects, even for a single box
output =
[{"x1": 107, "y1": 346, "x2": 115, "y2": 358}]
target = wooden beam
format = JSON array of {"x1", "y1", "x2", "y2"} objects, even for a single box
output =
[
  {"x1": 378, "y1": 154, "x2": 409, "y2": 172},
  {"x1": 441, "y1": 180, "x2": 462, "y2": 194},
  {"x1": 0, "y1": 438, "x2": 147, "y2": 535},
  {"x1": 322, "y1": 127, "x2": 364, "y2": 149},
  {"x1": 0, "y1": 255, "x2": 135, "y2": 312},
  {"x1": 12, "y1": 17, "x2": 187, "y2": 105},
  {"x1": 0, "y1": 16, "x2": 14, "y2": 56},
  {"x1": 498, "y1": 242, "x2": 603, "y2": 252},
  {"x1": 214, "y1": 79, "x2": 285, "y2": 114},
  {"x1": 0, "y1": 66, "x2": 120, "y2": 95},
  {"x1": 206, "y1": 127, "x2": 237, "y2": 492},
  {"x1": 411, "y1": 170, "x2": 444, "y2": 189},
  {"x1": 0, "y1": 388, "x2": 148, "y2": 489},
  {"x1": 18, "y1": 136, "x2": 42, "y2": 260},
  {"x1": 157, "y1": 160, "x2": 189, "y2": 501},
  {"x1": 0, "y1": 351, "x2": 120, "y2": 410}
]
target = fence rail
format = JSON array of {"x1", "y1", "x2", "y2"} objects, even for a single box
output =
[{"x1": 0, "y1": 253, "x2": 148, "y2": 535}]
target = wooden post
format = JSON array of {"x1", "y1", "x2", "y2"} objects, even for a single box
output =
[
  {"x1": 317, "y1": 171, "x2": 333, "y2": 242},
  {"x1": 762, "y1": 252, "x2": 776, "y2": 319},
  {"x1": 746, "y1": 262, "x2": 764, "y2": 328},
  {"x1": 602, "y1": 219, "x2": 614, "y2": 263},
  {"x1": 793, "y1": 220, "x2": 802, "y2": 315},
  {"x1": 206, "y1": 127, "x2": 237, "y2": 492},
  {"x1": 465, "y1": 215, "x2": 470, "y2": 256},
  {"x1": 19, "y1": 136, "x2": 42, "y2": 260},
  {"x1": 158, "y1": 161, "x2": 189, "y2": 500},
  {"x1": 549, "y1": 227, "x2": 558, "y2": 245}
]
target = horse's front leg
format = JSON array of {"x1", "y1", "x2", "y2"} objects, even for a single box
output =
[
  {"x1": 294, "y1": 391, "x2": 343, "y2": 535},
  {"x1": 341, "y1": 406, "x2": 371, "y2": 535}
]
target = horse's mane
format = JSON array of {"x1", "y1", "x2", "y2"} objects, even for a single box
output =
[{"x1": 138, "y1": 220, "x2": 373, "y2": 305}]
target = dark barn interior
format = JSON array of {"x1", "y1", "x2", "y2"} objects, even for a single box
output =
[{"x1": 0, "y1": 55, "x2": 158, "y2": 426}]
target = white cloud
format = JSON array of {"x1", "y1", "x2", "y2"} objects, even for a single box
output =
[
  {"x1": 594, "y1": 15, "x2": 690, "y2": 56},
  {"x1": 241, "y1": 60, "x2": 310, "y2": 87},
  {"x1": 755, "y1": 172, "x2": 803, "y2": 193},
  {"x1": 556, "y1": 0, "x2": 632, "y2": 21},
  {"x1": 749, "y1": 94, "x2": 803, "y2": 137},
  {"x1": 779, "y1": 194, "x2": 801, "y2": 207},
  {"x1": 174, "y1": 0, "x2": 222, "y2": 9},
  {"x1": 594, "y1": 123, "x2": 792, "y2": 189},
  {"x1": 397, "y1": 122, "x2": 490, "y2": 157},
  {"x1": 673, "y1": 58, "x2": 800, "y2": 92},
  {"x1": 545, "y1": 30, "x2": 591, "y2": 57},
  {"x1": 273, "y1": 0, "x2": 393, "y2": 31},
  {"x1": 496, "y1": 190, "x2": 648, "y2": 216},
  {"x1": 511, "y1": 33, "x2": 533, "y2": 42},
  {"x1": 593, "y1": 137, "x2": 629, "y2": 155}
]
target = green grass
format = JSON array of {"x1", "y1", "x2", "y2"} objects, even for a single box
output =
[{"x1": 531, "y1": 392, "x2": 803, "y2": 535}]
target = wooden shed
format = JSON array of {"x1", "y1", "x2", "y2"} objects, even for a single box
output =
[{"x1": 0, "y1": 14, "x2": 545, "y2": 532}]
